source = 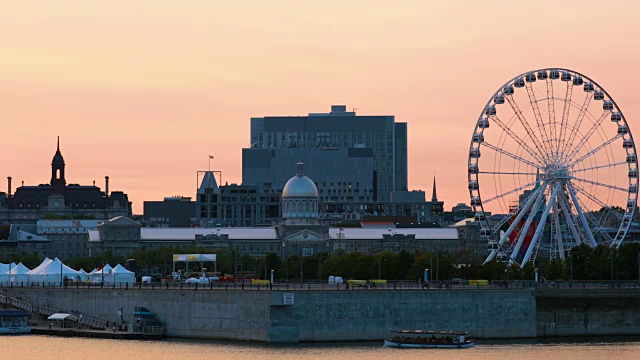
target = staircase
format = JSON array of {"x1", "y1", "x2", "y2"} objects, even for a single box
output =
[{"x1": 0, "y1": 290, "x2": 108, "y2": 329}]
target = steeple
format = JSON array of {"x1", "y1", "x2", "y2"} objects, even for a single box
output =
[
  {"x1": 51, "y1": 136, "x2": 66, "y2": 194},
  {"x1": 431, "y1": 175, "x2": 438, "y2": 202}
]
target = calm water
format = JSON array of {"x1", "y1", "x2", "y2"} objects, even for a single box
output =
[{"x1": 1, "y1": 335, "x2": 639, "y2": 360}]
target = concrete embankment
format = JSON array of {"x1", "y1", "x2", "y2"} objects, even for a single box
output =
[
  {"x1": 7, "y1": 287, "x2": 640, "y2": 342},
  {"x1": 5, "y1": 287, "x2": 535, "y2": 342},
  {"x1": 535, "y1": 288, "x2": 640, "y2": 337}
]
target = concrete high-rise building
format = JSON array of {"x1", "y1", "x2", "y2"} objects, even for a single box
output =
[{"x1": 245, "y1": 105, "x2": 408, "y2": 201}]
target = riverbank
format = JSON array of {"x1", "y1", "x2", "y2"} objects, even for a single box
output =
[{"x1": 4, "y1": 287, "x2": 640, "y2": 342}]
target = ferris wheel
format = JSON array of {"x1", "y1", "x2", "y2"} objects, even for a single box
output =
[{"x1": 468, "y1": 68, "x2": 638, "y2": 267}]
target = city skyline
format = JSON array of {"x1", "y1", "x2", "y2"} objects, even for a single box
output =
[{"x1": 1, "y1": 1, "x2": 640, "y2": 213}]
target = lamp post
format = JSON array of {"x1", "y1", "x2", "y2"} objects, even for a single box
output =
[
  {"x1": 270, "y1": 269, "x2": 274, "y2": 284},
  {"x1": 570, "y1": 253, "x2": 573, "y2": 282},
  {"x1": 424, "y1": 269, "x2": 428, "y2": 284},
  {"x1": 610, "y1": 252, "x2": 615, "y2": 282}
]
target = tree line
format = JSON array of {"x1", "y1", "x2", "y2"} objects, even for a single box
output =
[{"x1": 2, "y1": 242, "x2": 640, "y2": 282}]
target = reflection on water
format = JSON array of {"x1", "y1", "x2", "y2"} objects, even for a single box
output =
[{"x1": 0, "y1": 335, "x2": 639, "y2": 360}]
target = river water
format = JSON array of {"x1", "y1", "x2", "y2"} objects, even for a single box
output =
[{"x1": 1, "y1": 335, "x2": 639, "y2": 360}]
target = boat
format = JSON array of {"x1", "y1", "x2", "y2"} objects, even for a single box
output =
[
  {"x1": 384, "y1": 330, "x2": 475, "y2": 349},
  {"x1": 0, "y1": 310, "x2": 31, "y2": 334}
]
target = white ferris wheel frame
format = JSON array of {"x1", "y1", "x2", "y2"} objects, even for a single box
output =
[{"x1": 467, "y1": 68, "x2": 639, "y2": 268}]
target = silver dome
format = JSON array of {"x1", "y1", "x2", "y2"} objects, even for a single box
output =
[{"x1": 282, "y1": 174, "x2": 318, "y2": 198}]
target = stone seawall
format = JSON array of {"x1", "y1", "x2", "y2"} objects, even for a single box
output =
[
  {"x1": 535, "y1": 289, "x2": 640, "y2": 337},
  {"x1": 5, "y1": 288, "x2": 536, "y2": 342}
]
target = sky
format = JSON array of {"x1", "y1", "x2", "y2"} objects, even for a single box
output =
[{"x1": 1, "y1": 0, "x2": 639, "y2": 214}]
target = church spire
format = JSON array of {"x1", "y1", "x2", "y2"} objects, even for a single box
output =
[
  {"x1": 57, "y1": 135, "x2": 60, "y2": 151},
  {"x1": 431, "y1": 175, "x2": 438, "y2": 202}
]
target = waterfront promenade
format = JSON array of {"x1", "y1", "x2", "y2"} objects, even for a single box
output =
[{"x1": 3, "y1": 284, "x2": 640, "y2": 342}]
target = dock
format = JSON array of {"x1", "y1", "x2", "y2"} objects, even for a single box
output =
[{"x1": 31, "y1": 326, "x2": 164, "y2": 340}]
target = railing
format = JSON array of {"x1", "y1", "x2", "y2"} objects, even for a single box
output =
[
  {"x1": 0, "y1": 290, "x2": 108, "y2": 329},
  {"x1": 2, "y1": 280, "x2": 639, "y2": 293}
]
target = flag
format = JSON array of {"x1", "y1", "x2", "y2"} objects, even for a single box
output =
[{"x1": 209, "y1": 155, "x2": 214, "y2": 159}]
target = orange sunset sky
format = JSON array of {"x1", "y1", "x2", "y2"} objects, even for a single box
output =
[{"x1": 1, "y1": 1, "x2": 639, "y2": 214}]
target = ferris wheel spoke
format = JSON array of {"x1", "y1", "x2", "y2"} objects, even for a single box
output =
[
  {"x1": 482, "y1": 142, "x2": 543, "y2": 169},
  {"x1": 509, "y1": 182, "x2": 549, "y2": 265},
  {"x1": 547, "y1": 78, "x2": 557, "y2": 158},
  {"x1": 525, "y1": 81, "x2": 553, "y2": 158},
  {"x1": 571, "y1": 182, "x2": 624, "y2": 220},
  {"x1": 569, "y1": 161, "x2": 627, "y2": 174},
  {"x1": 571, "y1": 176, "x2": 628, "y2": 193},
  {"x1": 568, "y1": 134, "x2": 622, "y2": 168},
  {"x1": 558, "y1": 190, "x2": 585, "y2": 246},
  {"x1": 561, "y1": 93, "x2": 593, "y2": 161},
  {"x1": 569, "y1": 185, "x2": 615, "y2": 246},
  {"x1": 485, "y1": 184, "x2": 544, "y2": 265},
  {"x1": 557, "y1": 81, "x2": 574, "y2": 159},
  {"x1": 491, "y1": 115, "x2": 546, "y2": 164},
  {"x1": 564, "y1": 110, "x2": 610, "y2": 162},
  {"x1": 504, "y1": 94, "x2": 550, "y2": 163},
  {"x1": 552, "y1": 201, "x2": 565, "y2": 259},
  {"x1": 521, "y1": 182, "x2": 562, "y2": 266},
  {"x1": 566, "y1": 182, "x2": 598, "y2": 247},
  {"x1": 479, "y1": 171, "x2": 539, "y2": 176},
  {"x1": 482, "y1": 180, "x2": 538, "y2": 204}
]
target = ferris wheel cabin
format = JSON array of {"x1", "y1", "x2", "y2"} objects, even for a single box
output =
[
  {"x1": 594, "y1": 91, "x2": 605, "y2": 100},
  {"x1": 469, "y1": 148, "x2": 481, "y2": 158},
  {"x1": 468, "y1": 164, "x2": 479, "y2": 174},
  {"x1": 537, "y1": 70, "x2": 548, "y2": 80},
  {"x1": 623, "y1": 139, "x2": 633, "y2": 148},
  {"x1": 583, "y1": 82, "x2": 595, "y2": 92},
  {"x1": 611, "y1": 113, "x2": 622, "y2": 122},
  {"x1": 603, "y1": 101, "x2": 614, "y2": 111},
  {"x1": 468, "y1": 181, "x2": 479, "y2": 191},
  {"x1": 572, "y1": 76, "x2": 584, "y2": 86},
  {"x1": 627, "y1": 154, "x2": 636, "y2": 163},
  {"x1": 514, "y1": 78, "x2": 525, "y2": 88},
  {"x1": 549, "y1": 69, "x2": 560, "y2": 79},
  {"x1": 503, "y1": 85, "x2": 514, "y2": 95},
  {"x1": 526, "y1": 73, "x2": 536, "y2": 82},
  {"x1": 478, "y1": 118, "x2": 490, "y2": 129}
]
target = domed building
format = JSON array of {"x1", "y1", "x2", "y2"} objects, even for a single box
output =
[{"x1": 281, "y1": 163, "x2": 319, "y2": 225}]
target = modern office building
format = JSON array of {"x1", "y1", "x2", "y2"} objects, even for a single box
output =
[{"x1": 246, "y1": 105, "x2": 407, "y2": 201}]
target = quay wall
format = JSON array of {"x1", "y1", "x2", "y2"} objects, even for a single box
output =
[
  {"x1": 5, "y1": 287, "x2": 536, "y2": 342},
  {"x1": 535, "y1": 289, "x2": 640, "y2": 337}
]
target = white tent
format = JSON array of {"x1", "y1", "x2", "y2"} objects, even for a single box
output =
[
  {"x1": 28, "y1": 258, "x2": 52, "y2": 275},
  {"x1": 110, "y1": 264, "x2": 135, "y2": 285},
  {"x1": 8, "y1": 263, "x2": 30, "y2": 284},
  {"x1": 28, "y1": 258, "x2": 81, "y2": 284},
  {"x1": 89, "y1": 264, "x2": 113, "y2": 284},
  {"x1": 77, "y1": 268, "x2": 89, "y2": 282},
  {"x1": 0, "y1": 262, "x2": 16, "y2": 274}
]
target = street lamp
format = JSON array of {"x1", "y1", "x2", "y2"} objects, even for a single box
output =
[
  {"x1": 270, "y1": 269, "x2": 274, "y2": 284},
  {"x1": 378, "y1": 256, "x2": 385, "y2": 280},
  {"x1": 569, "y1": 252, "x2": 573, "y2": 282}
]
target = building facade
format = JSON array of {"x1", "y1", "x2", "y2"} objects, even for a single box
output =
[
  {"x1": 0, "y1": 139, "x2": 131, "y2": 224},
  {"x1": 246, "y1": 105, "x2": 407, "y2": 201}
]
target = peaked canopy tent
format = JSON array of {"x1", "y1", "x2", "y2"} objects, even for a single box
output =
[
  {"x1": 110, "y1": 264, "x2": 135, "y2": 285},
  {"x1": 77, "y1": 268, "x2": 89, "y2": 282},
  {"x1": 0, "y1": 263, "x2": 17, "y2": 274},
  {"x1": 28, "y1": 258, "x2": 81, "y2": 284},
  {"x1": 89, "y1": 264, "x2": 113, "y2": 283},
  {"x1": 4, "y1": 263, "x2": 31, "y2": 284}
]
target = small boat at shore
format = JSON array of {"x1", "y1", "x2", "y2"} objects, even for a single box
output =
[
  {"x1": 384, "y1": 330, "x2": 475, "y2": 349},
  {"x1": 0, "y1": 310, "x2": 31, "y2": 335}
]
